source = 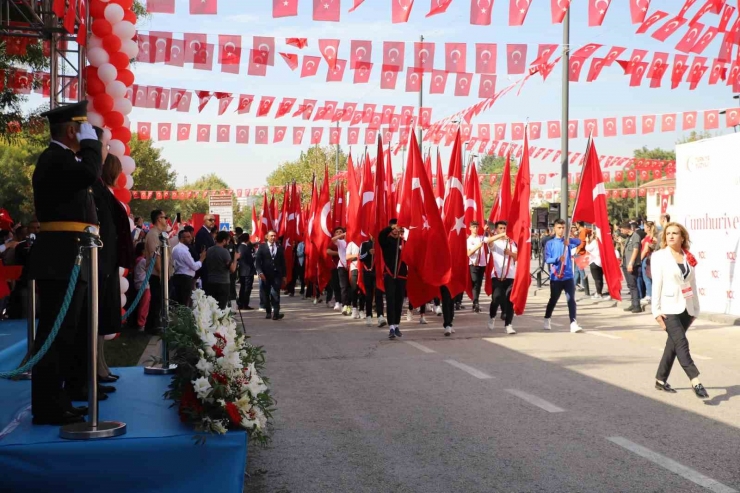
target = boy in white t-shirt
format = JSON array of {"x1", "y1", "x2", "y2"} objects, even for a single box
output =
[{"x1": 487, "y1": 221, "x2": 518, "y2": 335}]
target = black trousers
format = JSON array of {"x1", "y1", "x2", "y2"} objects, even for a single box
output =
[
  {"x1": 623, "y1": 264, "x2": 641, "y2": 308},
  {"x1": 327, "y1": 268, "x2": 340, "y2": 304},
  {"x1": 545, "y1": 279, "x2": 577, "y2": 323},
  {"x1": 362, "y1": 270, "x2": 384, "y2": 317},
  {"x1": 384, "y1": 274, "x2": 405, "y2": 326},
  {"x1": 589, "y1": 264, "x2": 604, "y2": 296},
  {"x1": 490, "y1": 278, "x2": 514, "y2": 325},
  {"x1": 349, "y1": 269, "x2": 364, "y2": 309},
  {"x1": 656, "y1": 310, "x2": 700, "y2": 382},
  {"x1": 261, "y1": 275, "x2": 282, "y2": 316},
  {"x1": 338, "y1": 267, "x2": 351, "y2": 306},
  {"x1": 146, "y1": 275, "x2": 163, "y2": 331},
  {"x1": 440, "y1": 285, "x2": 454, "y2": 327},
  {"x1": 238, "y1": 275, "x2": 254, "y2": 308},
  {"x1": 171, "y1": 273, "x2": 194, "y2": 307},
  {"x1": 296, "y1": 261, "x2": 305, "y2": 293},
  {"x1": 205, "y1": 282, "x2": 230, "y2": 310},
  {"x1": 470, "y1": 265, "x2": 485, "y2": 306},
  {"x1": 32, "y1": 280, "x2": 88, "y2": 417}
]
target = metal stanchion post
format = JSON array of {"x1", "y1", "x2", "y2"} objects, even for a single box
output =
[
  {"x1": 60, "y1": 226, "x2": 127, "y2": 439},
  {"x1": 18, "y1": 278, "x2": 36, "y2": 380},
  {"x1": 145, "y1": 232, "x2": 177, "y2": 375}
]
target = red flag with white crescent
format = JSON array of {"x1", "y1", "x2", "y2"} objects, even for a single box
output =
[
  {"x1": 506, "y1": 130, "x2": 532, "y2": 315},
  {"x1": 442, "y1": 130, "x2": 470, "y2": 299}
]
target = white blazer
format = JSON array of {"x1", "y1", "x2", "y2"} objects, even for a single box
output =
[{"x1": 651, "y1": 248, "x2": 700, "y2": 319}]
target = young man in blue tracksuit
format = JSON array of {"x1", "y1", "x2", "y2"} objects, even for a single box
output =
[{"x1": 543, "y1": 219, "x2": 584, "y2": 333}]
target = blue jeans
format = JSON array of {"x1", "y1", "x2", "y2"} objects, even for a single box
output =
[{"x1": 642, "y1": 258, "x2": 652, "y2": 299}]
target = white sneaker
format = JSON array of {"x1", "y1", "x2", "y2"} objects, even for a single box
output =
[
  {"x1": 487, "y1": 318, "x2": 495, "y2": 331},
  {"x1": 506, "y1": 325, "x2": 516, "y2": 335},
  {"x1": 543, "y1": 318, "x2": 552, "y2": 331},
  {"x1": 435, "y1": 305, "x2": 442, "y2": 315},
  {"x1": 570, "y1": 321, "x2": 583, "y2": 333},
  {"x1": 352, "y1": 308, "x2": 359, "y2": 319},
  {"x1": 444, "y1": 326, "x2": 452, "y2": 336},
  {"x1": 641, "y1": 296, "x2": 651, "y2": 305},
  {"x1": 313, "y1": 298, "x2": 318, "y2": 305},
  {"x1": 591, "y1": 294, "x2": 602, "y2": 300},
  {"x1": 377, "y1": 315, "x2": 387, "y2": 327},
  {"x1": 366, "y1": 316, "x2": 372, "y2": 326},
  {"x1": 334, "y1": 302, "x2": 341, "y2": 311},
  {"x1": 258, "y1": 308, "x2": 266, "y2": 312},
  {"x1": 406, "y1": 311, "x2": 413, "y2": 322},
  {"x1": 419, "y1": 315, "x2": 428, "y2": 325}
]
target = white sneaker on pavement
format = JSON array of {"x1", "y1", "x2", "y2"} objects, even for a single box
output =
[
  {"x1": 506, "y1": 325, "x2": 516, "y2": 335},
  {"x1": 406, "y1": 311, "x2": 413, "y2": 322},
  {"x1": 435, "y1": 305, "x2": 443, "y2": 316},
  {"x1": 591, "y1": 294, "x2": 602, "y2": 300},
  {"x1": 543, "y1": 318, "x2": 552, "y2": 331},
  {"x1": 365, "y1": 316, "x2": 372, "y2": 326},
  {"x1": 352, "y1": 307, "x2": 359, "y2": 319},
  {"x1": 487, "y1": 318, "x2": 495, "y2": 331},
  {"x1": 377, "y1": 316, "x2": 387, "y2": 327},
  {"x1": 419, "y1": 315, "x2": 428, "y2": 325},
  {"x1": 334, "y1": 302, "x2": 342, "y2": 311},
  {"x1": 444, "y1": 326, "x2": 452, "y2": 336},
  {"x1": 570, "y1": 321, "x2": 583, "y2": 333}
]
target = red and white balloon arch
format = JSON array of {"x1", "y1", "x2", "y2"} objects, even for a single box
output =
[{"x1": 84, "y1": 0, "x2": 139, "y2": 313}]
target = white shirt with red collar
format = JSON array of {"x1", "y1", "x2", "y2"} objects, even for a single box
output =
[{"x1": 467, "y1": 235, "x2": 487, "y2": 267}]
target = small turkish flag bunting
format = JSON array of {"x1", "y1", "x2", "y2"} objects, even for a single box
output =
[{"x1": 280, "y1": 52, "x2": 299, "y2": 71}]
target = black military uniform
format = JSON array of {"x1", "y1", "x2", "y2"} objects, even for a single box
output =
[{"x1": 28, "y1": 102, "x2": 102, "y2": 425}]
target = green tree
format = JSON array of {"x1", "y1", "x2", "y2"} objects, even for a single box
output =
[
  {"x1": 266, "y1": 146, "x2": 348, "y2": 204},
  {"x1": 0, "y1": 143, "x2": 37, "y2": 223},
  {"x1": 129, "y1": 135, "x2": 177, "y2": 220},
  {"x1": 477, "y1": 154, "x2": 519, "y2": 214}
]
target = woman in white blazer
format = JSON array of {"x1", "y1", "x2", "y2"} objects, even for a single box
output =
[{"x1": 651, "y1": 222, "x2": 708, "y2": 398}]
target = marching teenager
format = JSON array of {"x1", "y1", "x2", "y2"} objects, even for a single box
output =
[
  {"x1": 378, "y1": 219, "x2": 406, "y2": 340},
  {"x1": 543, "y1": 219, "x2": 584, "y2": 333},
  {"x1": 466, "y1": 221, "x2": 487, "y2": 313},
  {"x1": 326, "y1": 227, "x2": 346, "y2": 313},
  {"x1": 487, "y1": 221, "x2": 517, "y2": 335},
  {"x1": 651, "y1": 222, "x2": 708, "y2": 399},
  {"x1": 346, "y1": 239, "x2": 363, "y2": 319},
  {"x1": 359, "y1": 235, "x2": 387, "y2": 327}
]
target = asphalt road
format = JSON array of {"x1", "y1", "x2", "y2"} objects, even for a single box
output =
[{"x1": 242, "y1": 287, "x2": 740, "y2": 493}]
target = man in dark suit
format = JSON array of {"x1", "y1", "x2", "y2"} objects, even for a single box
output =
[
  {"x1": 254, "y1": 230, "x2": 286, "y2": 320},
  {"x1": 237, "y1": 233, "x2": 255, "y2": 310},
  {"x1": 28, "y1": 101, "x2": 101, "y2": 425},
  {"x1": 194, "y1": 214, "x2": 216, "y2": 284}
]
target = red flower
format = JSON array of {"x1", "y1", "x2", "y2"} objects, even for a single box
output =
[
  {"x1": 214, "y1": 333, "x2": 226, "y2": 341},
  {"x1": 212, "y1": 372, "x2": 228, "y2": 385},
  {"x1": 225, "y1": 402, "x2": 241, "y2": 425},
  {"x1": 212, "y1": 345, "x2": 224, "y2": 358}
]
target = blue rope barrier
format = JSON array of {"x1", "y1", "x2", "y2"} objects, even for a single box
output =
[
  {"x1": 0, "y1": 259, "x2": 82, "y2": 379},
  {"x1": 122, "y1": 254, "x2": 157, "y2": 321}
]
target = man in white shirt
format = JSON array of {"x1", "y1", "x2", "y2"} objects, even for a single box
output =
[
  {"x1": 330, "y1": 227, "x2": 351, "y2": 315},
  {"x1": 487, "y1": 221, "x2": 518, "y2": 334},
  {"x1": 346, "y1": 240, "x2": 362, "y2": 319},
  {"x1": 466, "y1": 221, "x2": 487, "y2": 313},
  {"x1": 171, "y1": 229, "x2": 206, "y2": 307}
]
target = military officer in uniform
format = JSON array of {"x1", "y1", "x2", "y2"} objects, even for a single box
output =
[{"x1": 28, "y1": 102, "x2": 102, "y2": 425}]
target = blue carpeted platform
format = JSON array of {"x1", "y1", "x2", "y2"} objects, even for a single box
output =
[
  {"x1": 0, "y1": 319, "x2": 29, "y2": 372},
  {"x1": 0, "y1": 323, "x2": 248, "y2": 493}
]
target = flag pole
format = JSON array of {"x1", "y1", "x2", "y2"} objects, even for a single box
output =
[
  {"x1": 559, "y1": 132, "x2": 592, "y2": 278},
  {"x1": 418, "y1": 34, "x2": 424, "y2": 155},
  {"x1": 559, "y1": 5, "x2": 570, "y2": 224}
]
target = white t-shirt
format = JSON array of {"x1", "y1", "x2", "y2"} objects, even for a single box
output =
[
  {"x1": 346, "y1": 242, "x2": 360, "y2": 271},
  {"x1": 335, "y1": 239, "x2": 347, "y2": 269},
  {"x1": 467, "y1": 235, "x2": 487, "y2": 267},
  {"x1": 490, "y1": 238, "x2": 517, "y2": 279},
  {"x1": 585, "y1": 239, "x2": 601, "y2": 267}
]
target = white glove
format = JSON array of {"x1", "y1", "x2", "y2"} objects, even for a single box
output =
[{"x1": 76, "y1": 122, "x2": 98, "y2": 142}]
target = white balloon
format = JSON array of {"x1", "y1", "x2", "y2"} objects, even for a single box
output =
[
  {"x1": 88, "y1": 111, "x2": 104, "y2": 127},
  {"x1": 119, "y1": 266, "x2": 125, "y2": 277},
  {"x1": 120, "y1": 276, "x2": 129, "y2": 293},
  {"x1": 120, "y1": 155, "x2": 135, "y2": 174},
  {"x1": 112, "y1": 97, "x2": 132, "y2": 115},
  {"x1": 103, "y1": 128, "x2": 112, "y2": 142},
  {"x1": 105, "y1": 80, "x2": 127, "y2": 98},
  {"x1": 87, "y1": 98, "x2": 97, "y2": 113},
  {"x1": 121, "y1": 39, "x2": 139, "y2": 59},
  {"x1": 109, "y1": 139, "x2": 125, "y2": 157},
  {"x1": 98, "y1": 63, "x2": 118, "y2": 83},
  {"x1": 112, "y1": 21, "x2": 135, "y2": 40},
  {"x1": 88, "y1": 35, "x2": 103, "y2": 49},
  {"x1": 123, "y1": 115, "x2": 130, "y2": 128},
  {"x1": 104, "y1": 3, "x2": 124, "y2": 23},
  {"x1": 87, "y1": 47, "x2": 109, "y2": 67},
  {"x1": 120, "y1": 294, "x2": 126, "y2": 307},
  {"x1": 125, "y1": 174, "x2": 134, "y2": 189}
]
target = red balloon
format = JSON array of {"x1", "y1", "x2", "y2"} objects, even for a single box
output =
[
  {"x1": 122, "y1": 268, "x2": 129, "y2": 277},
  {"x1": 94, "y1": 93, "x2": 114, "y2": 114},
  {"x1": 104, "y1": 111, "x2": 124, "y2": 128},
  {"x1": 115, "y1": 68, "x2": 134, "y2": 86},
  {"x1": 87, "y1": 74, "x2": 105, "y2": 96},
  {"x1": 116, "y1": 173, "x2": 127, "y2": 188},
  {"x1": 83, "y1": 65, "x2": 97, "y2": 79},
  {"x1": 102, "y1": 34, "x2": 122, "y2": 54},
  {"x1": 109, "y1": 51, "x2": 129, "y2": 70},
  {"x1": 113, "y1": 187, "x2": 131, "y2": 203},
  {"x1": 91, "y1": 19, "x2": 112, "y2": 37},
  {"x1": 124, "y1": 143, "x2": 131, "y2": 156},
  {"x1": 111, "y1": 126, "x2": 131, "y2": 143},
  {"x1": 90, "y1": 0, "x2": 106, "y2": 19},
  {"x1": 123, "y1": 10, "x2": 137, "y2": 23},
  {"x1": 112, "y1": 0, "x2": 134, "y2": 9}
]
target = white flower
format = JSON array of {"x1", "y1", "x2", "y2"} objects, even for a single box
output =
[
  {"x1": 247, "y1": 375, "x2": 267, "y2": 397},
  {"x1": 254, "y1": 407, "x2": 267, "y2": 431},
  {"x1": 195, "y1": 358, "x2": 214, "y2": 375},
  {"x1": 217, "y1": 399, "x2": 226, "y2": 407},
  {"x1": 240, "y1": 415, "x2": 256, "y2": 429},
  {"x1": 211, "y1": 419, "x2": 228, "y2": 434},
  {"x1": 192, "y1": 377, "x2": 212, "y2": 399}
]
